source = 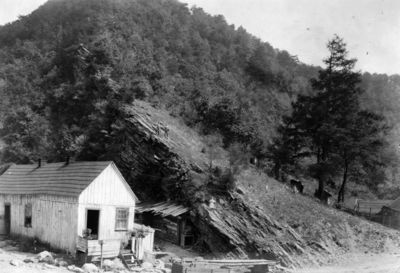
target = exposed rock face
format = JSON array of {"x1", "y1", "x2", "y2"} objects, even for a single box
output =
[
  {"x1": 117, "y1": 101, "x2": 211, "y2": 201},
  {"x1": 114, "y1": 101, "x2": 308, "y2": 266}
]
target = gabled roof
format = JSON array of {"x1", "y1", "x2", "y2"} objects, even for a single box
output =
[
  {"x1": 136, "y1": 201, "x2": 189, "y2": 217},
  {"x1": 0, "y1": 161, "x2": 119, "y2": 197}
]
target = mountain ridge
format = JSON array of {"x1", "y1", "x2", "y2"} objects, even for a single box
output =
[{"x1": 1, "y1": 0, "x2": 400, "y2": 267}]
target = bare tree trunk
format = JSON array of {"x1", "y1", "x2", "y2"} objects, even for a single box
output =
[
  {"x1": 337, "y1": 159, "x2": 348, "y2": 203},
  {"x1": 273, "y1": 160, "x2": 281, "y2": 180},
  {"x1": 317, "y1": 178, "x2": 325, "y2": 199},
  {"x1": 316, "y1": 146, "x2": 325, "y2": 199}
]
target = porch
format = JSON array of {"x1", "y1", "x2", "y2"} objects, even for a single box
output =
[
  {"x1": 77, "y1": 236, "x2": 122, "y2": 258},
  {"x1": 76, "y1": 223, "x2": 155, "y2": 264}
]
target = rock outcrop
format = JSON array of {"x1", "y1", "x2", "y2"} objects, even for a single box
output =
[{"x1": 112, "y1": 100, "x2": 310, "y2": 267}]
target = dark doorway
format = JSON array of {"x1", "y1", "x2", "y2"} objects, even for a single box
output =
[
  {"x1": 4, "y1": 204, "x2": 10, "y2": 234},
  {"x1": 86, "y1": 209, "x2": 100, "y2": 238}
]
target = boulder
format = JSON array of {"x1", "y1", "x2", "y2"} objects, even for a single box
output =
[
  {"x1": 154, "y1": 259, "x2": 165, "y2": 269},
  {"x1": 10, "y1": 259, "x2": 23, "y2": 266},
  {"x1": 102, "y1": 259, "x2": 114, "y2": 270},
  {"x1": 37, "y1": 251, "x2": 53, "y2": 263},
  {"x1": 68, "y1": 265, "x2": 85, "y2": 273},
  {"x1": 43, "y1": 263, "x2": 57, "y2": 269},
  {"x1": 41, "y1": 255, "x2": 55, "y2": 264},
  {"x1": 141, "y1": 261, "x2": 153, "y2": 269},
  {"x1": 23, "y1": 257, "x2": 36, "y2": 263},
  {"x1": 82, "y1": 263, "x2": 99, "y2": 273},
  {"x1": 55, "y1": 258, "x2": 69, "y2": 267},
  {"x1": 112, "y1": 258, "x2": 126, "y2": 270}
]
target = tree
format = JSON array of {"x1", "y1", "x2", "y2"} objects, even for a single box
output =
[
  {"x1": 45, "y1": 44, "x2": 133, "y2": 161},
  {"x1": 0, "y1": 107, "x2": 49, "y2": 163},
  {"x1": 274, "y1": 35, "x2": 389, "y2": 202}
]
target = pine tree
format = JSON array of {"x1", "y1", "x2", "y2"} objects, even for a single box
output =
[{"x1": 275, "y1": 35, "x2": 389, "y2": 202}]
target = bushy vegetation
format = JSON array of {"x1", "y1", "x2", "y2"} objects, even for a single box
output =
[
  {"x1": 270, "y1": 36, "x2": 392, "y2": 202},
  {"x1": 0, "y1": 0, "x2": 399, "y2": 198},
  {"x1": 0, "y1": 0, "x2": 316, "y2": 163}
]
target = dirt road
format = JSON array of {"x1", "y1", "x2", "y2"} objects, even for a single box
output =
[
  {"x1": 295, "y1": 253, "x2": 400, "y2": 273},
  {"x1": 0, "y1": 249, "x2": 70, "y2": 273},
  {"x1": 1, "y1": 237, "x2": 400, "y2": 273}
]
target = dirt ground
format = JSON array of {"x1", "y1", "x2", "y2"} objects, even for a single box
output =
[
  {"x1": 2, "y1": 236, "x2": 400, "y2": 273},
  {"x1": 294, "y1": 253, "x2": 400, "y2": 273},
  {"x1": 0, "y1": 245, "x2": 70, "y2": 273}
]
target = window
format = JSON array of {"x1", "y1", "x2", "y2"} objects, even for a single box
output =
[
  {"x1": 115, "y1": 208, "x2": 129, "y2": 231},
  {"x1": 24, "y1": 203, "x2": 32, "y2": 228}
]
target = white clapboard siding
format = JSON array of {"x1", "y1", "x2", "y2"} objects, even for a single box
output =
[
  {"x1": 0, "y1": 161, "x2": 137, "y2": 255},
  {"x1": 87, "y1": 239, "x2": 121, "y2": 257},
  {"x1": 0, "y1": 194, "x2": 78, "y2": 252},
  {"x1": 78, "y1": 164, "x2": 136, "y2": 206},
  {"x1": 142, "y1": 229, "x2": 154, "y2": 253},
  {"x1": 77, "y1": 164, "x2": 136, "y2": 241}
]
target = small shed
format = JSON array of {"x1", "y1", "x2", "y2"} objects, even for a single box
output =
[
  {"x1": 135, "y1": 201, "x2": 195, "y2": 247},
  {"x1": 354, "y1": 199, "x2": 392, "y2": 216},
  {"x1": 0, "y1": 161, "x2": 138, "y2": 257},
  {"x1": 379, "y1": 198, "x2": 400, "y2": 229}
]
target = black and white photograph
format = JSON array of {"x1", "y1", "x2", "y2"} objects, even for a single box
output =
[{"x1": 0, "y1": 0, "x2": 399, "y2": 272}]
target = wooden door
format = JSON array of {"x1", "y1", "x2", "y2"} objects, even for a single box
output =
[
  {"x1": 1, "y1": 204, "x2": 11, "y2": 235},
  {"x1": 5, "y1": 204, "x2": 10, "y2": 234},
  {"x1": 0, "y1": 205, "x2": 4, "y2": 234}
]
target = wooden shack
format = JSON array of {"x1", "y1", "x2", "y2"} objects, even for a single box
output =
[
  {"x1": 0, "y1": 161, "x2": 138, "y2": 257},
  {"x1": 379, "y1": 198, "x2": 400, "y2": 229},
  {"x1": 135, "y1": 201, "x2": 195, "y2": 247},
  {"x1": 354, "y1": 199, "x2": 393, "y2": 223}
]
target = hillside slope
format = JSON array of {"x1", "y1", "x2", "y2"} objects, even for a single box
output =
[
  {"x1": 0, "y1": 0, "x2": 400, "y2": 268},
  {"x1": 115, "y1": 100, "x2": 400, "y2": 268},
  {"x1": 0, "y1": 0, "x2": 399, "y2": 189}
]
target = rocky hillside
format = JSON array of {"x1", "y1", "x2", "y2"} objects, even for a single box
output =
[
  {"x1": 114, "y1": 100, "x2": 400, "y2": 268},
  {"x1": 0, "y1": 0, "x2": 399, "y2": 188},
  {"x1": 1, "y1": 0, "x2": 400, "y2": 268}
]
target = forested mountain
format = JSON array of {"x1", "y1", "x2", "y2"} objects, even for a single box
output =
[{"x1": 0, "y1": 0, "x2": 399, "y2": 195}]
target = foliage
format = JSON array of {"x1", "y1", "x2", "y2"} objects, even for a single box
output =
[
  {"x1": 0, "y1": 0, "x2": 398, "y2": 198},
  {"x1": 0, "y1": 0, "x2": 313, "y2": 164},
  {"x1": 271, "y1": 35, "x2": 391, "y2": 202}
]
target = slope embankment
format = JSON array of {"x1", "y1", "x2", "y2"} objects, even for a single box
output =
[{"x1": 118, "y1": 100, "x2": 400, "y2": 269}]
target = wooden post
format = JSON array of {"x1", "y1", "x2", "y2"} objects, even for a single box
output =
[{"x1": 99, "y1": 240, "x2": 104, "y2": 269}]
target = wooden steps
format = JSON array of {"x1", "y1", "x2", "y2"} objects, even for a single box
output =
[{"x1": 120, "y1": 252, "x2": 138, "y2": 270}]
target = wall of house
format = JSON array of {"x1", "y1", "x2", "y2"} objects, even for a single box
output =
[
  {"x1": 77, "y1": 164, "x2": 136, "y2": 242},
  {"x1": 0, "y1": 194, "x2": 78, "y2": 252}
]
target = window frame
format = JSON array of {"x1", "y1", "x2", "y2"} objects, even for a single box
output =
[
  {"x1": 24, "y1": 203, "x2": 32, "y2": 228},
  {"x1": 115, "y1": 207, "x2": 129, "y2": 231}
]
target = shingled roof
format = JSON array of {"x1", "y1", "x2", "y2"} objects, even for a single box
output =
[{"x1": 0, "y1": 161, "x2": 114, "y2": 197}]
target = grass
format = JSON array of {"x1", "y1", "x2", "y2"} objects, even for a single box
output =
[{"x1": 235, "y1": 167, "x2": 400, "y2": 266}]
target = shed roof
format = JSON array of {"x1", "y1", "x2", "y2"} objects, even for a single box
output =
[
  {"x1": 356, "y1": 199, "x2": 393, "y2": 214},
  {"x1": 136, "y1": 201, "x2": 189, "y2": 217},
  {"x1": 0, "y1": 161, "x2": 121, "y2": 197},
  {"x1": 384, "y1": 197, "x2": 400, "y2": 212}
]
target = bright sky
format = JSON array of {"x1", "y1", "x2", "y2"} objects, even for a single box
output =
[{"x1": 0, "y1": 0, "x2": 399, "y2": 75}]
